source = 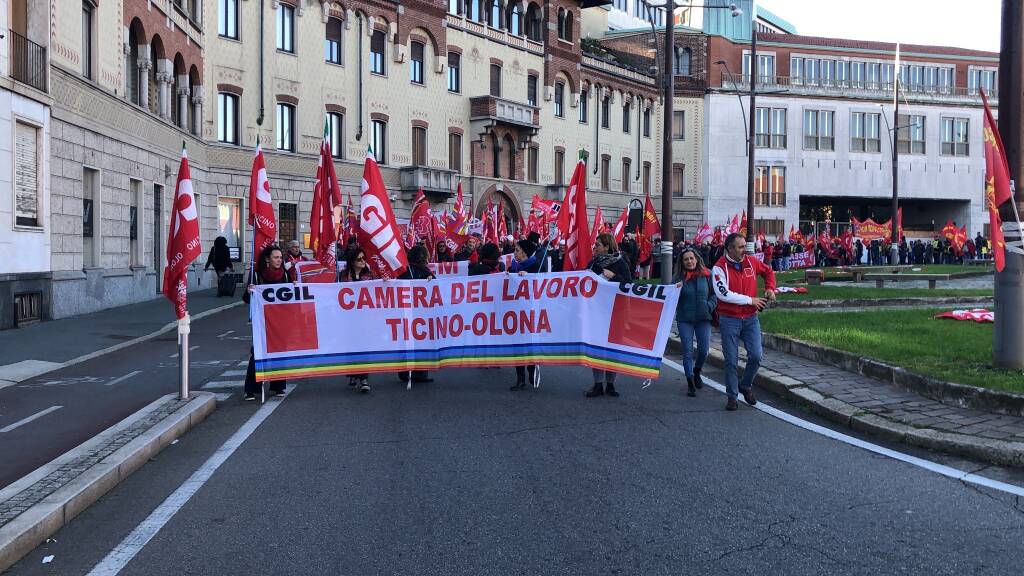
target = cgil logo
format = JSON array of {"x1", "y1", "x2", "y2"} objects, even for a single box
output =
[
  {"x1": 617, "y1": 282, "x2": 668, "y2": 301},
  {"x1": 262, "y1": 285, "x2": 315, "y2": 303}
]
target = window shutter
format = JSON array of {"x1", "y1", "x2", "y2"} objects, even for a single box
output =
[{"x1": 15, "y1": 122, "x2": 39, "y2": 227}]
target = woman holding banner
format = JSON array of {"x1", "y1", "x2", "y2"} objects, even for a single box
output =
[
  {"x1": 674, "y1": 248, "x2": 716, "y2": 397},
  {"x1": 508, "y1": 239, "x2": 541, "y2": 391},
  {"x1": 243, "y1": 244, "x2": 294, "y2": 401},
  {"x1": 342, "y1": 248, "x2": 373, "y2": 393},
  {"x1": 398, "y1": 245, "x2": 437, "y2": 385},
  {"x1": 585, "y1": 233, "x2": 633, "y2": 398}
]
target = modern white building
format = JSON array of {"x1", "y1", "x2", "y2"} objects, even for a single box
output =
[
  {"x1": 0, "y1": 0, "x2": 51, "y2": 328},
  {"x1": 705, "y1": 25, "x2": 997, "y2": 240}
]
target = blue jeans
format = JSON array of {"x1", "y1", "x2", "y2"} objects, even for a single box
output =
[
  {"x1": 781, "y1": 256, "x2": 790, "y2": 271},
  {"x1": 677, "y1": 320, "x2": 711, "y2": 379},
  {"x1": 718, "y1": 315, "x2": 764, "y2": 399}
]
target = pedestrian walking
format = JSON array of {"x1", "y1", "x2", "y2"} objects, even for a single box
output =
[
  {"x1": 342, "y1": 248, "x2": 373, "y2": 393},
  {"x1": 585, "y1": 233, "x2": 633, "y2": 398},
  {"x1": 508, "y1": 239, "x2": 541, "y2": 391},
  {"x1": 398, "y1": 245, "x2": 437, "y2": 385},
  {"x1": 674, "y1": 248, "x2": 716, "y2": 397},
  {"x1": 204, "y1": 236, "x2": 234, "y2": 279},
  {"x1": 242, "y1": 244, "x2": 295, "y2": 401},
  {"x1": 712, "y1": 233, "x2": 776, "y2": 411}
]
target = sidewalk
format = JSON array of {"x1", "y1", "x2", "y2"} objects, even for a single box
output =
[
  {"x1": 0, "y1": 289, "x2": 242, "y2": 385},
  {"x1": 692, "y1": 333, "x2": 1024, "y2": 468}
]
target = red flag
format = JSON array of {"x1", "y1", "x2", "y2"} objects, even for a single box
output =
[
  {"x1": 497, "y1": 205, "x2": 508, "y2": 240},
  {"x1": 896, "y1": 207, "x2": 904, "y2": 243},
  {"x1": 163, "y1": 147, "x2": 201, "y2": 319},
  {"x1": 410, "y1": 188, "x2": 438, "y2": 259},
  {"x1": 612, "y1": 207, "x2": 628, "y2": 243},
  {"x1": 788, "y1": 224, "x2": 796, "y2": 242},
  {"x1": 953, "y1": 226, "x2": 968, "y2": 255},
  {"x1": 590, "y1": 206, "x2": 605, "y2": 245},
  {"x1": 739, "y1": 210, "x2": 748, "y2": 236},
  {"x1": 359, "y1": 149, "x2": 408, "y2": 279},
  {"x1": 712, "y1": 226, "x2": 723, "y2": 246},
  {"x1": 556, "y1": 153, "x2": 593, "y2": 270},
  {"x1": 728, "y1": 214, "x2": 739, "y2": 234},
  {"x1": 452, "y1": 182, "x2": 468, "y2": 234},
  {"x1": 982, "y1": 88, "x2": 1012, "y2": 271},
  {"x1": 310, "y1": 124, "x2": 343, "y2": 269},
  {"x1": 642, "y1": 194, "x2": 661, "y2": 237},
  {"x1": 248, "y1": 144, "x2": 277, "y2": 258},
  {"x1": 693, "y1": 222, "x2": 712, "y2": 244},
  {"x1": 637, "y1": 226, "x2": 652, "y2": 265},
  {"x1": 942, "y1": 220, "x2": 958, "y2": 242}
]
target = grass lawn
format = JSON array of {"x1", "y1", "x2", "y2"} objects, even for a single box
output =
[
  {"x1": 771, "y1": 284, "x2": 993, "y2": 301},
  {"x1": 759, "y1": 308, "x2": 1024, "y2": 394}
]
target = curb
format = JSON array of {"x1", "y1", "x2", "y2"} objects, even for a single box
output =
[
  {"x1": 774, "y1": 296, "x2": 993, "y2": 309},
  {"x1": 0, "y1": 301, "x2": 242, "y2": 389},
  {"x1": 0, "y1": 392, "x2": 217, "y2": 572},
  {"x1": 760, "y1": 333, "x2": 1024, "y2": 417},
  {"x1": 686, "y1": 339, "x2": 1024, "y2": 469}
]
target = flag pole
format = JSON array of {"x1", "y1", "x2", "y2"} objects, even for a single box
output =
[{"x1": 179, "y1": 140, "x2": 190, "y2": 400}]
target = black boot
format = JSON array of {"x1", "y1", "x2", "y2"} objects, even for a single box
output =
[
  {"x1": 586, "y1": 382, "x2": 604, "y2": 397},
  {"x1": 686, "y1": 376, "x2": 696, "y2": 397},
  {"x1": 605, "y1": 382, "x2": 619, "y2": 397},
  {"x1": 510, "y1": 378, "x2": 526, "y2": 391},
  {"x1": 693, "y1": 368, "x2": 704, "y2": 389}
]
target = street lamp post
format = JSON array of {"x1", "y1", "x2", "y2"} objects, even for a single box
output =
[
  {"x1": 744, "y1": 25, "x2": 757, "y2": 253},
  {"x1": 994, "y1": 0, "x2": 1024, "y2": 370},
  {"x1": 647, "y1": 2, "x2": 742, "y2": 283}
]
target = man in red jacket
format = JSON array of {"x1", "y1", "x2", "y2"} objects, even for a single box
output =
[{"x1": 712, "y1": 233, "x2": 777, "y2": 411}]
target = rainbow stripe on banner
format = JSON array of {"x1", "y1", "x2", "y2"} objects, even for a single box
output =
[{"x1": 255, "y1": 342, "x2": 663, "y2": 381}]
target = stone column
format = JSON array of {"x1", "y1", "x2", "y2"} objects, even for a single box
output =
[
  {"x1": 177, "y1": 85, "x2": 190, "y2": 130},
  {"x1": 137, "y1": 59, "x2": 151, "y2": 107},
  {"x1": 191, "y1": 91, "x2": 204, "y2": 136},
  {"x1": 123, "y1": 42, "x2": 131, "y2": 98},
  {"x1": 155, "y1": 72, "x2": 172, "y2": 120}
]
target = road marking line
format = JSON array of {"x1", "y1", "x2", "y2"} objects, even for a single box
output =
[
  {"x1": 104, "y1": 371, "x2": 143, "y2": 387},
  {"x1": 0, "y1": 405, "x2": 64, "y2": 433},
  {"x1": 216, "y1": 330, "x2": 234, "y2": 338},
  {"x1": 86, "y1": 386, "x2": 295, "y2": 576},
  {"x1": 190, "y1": 346, "x2": 199, "y2": 351},
  {"x1": 200, "y1": 380, "x2": 244, "y2": 390},
  {"x1": 220, "y1": 369, "x2": 246, "y2": 377},
  {"x1": 237, "y1": 360, "x2": 249, "y2": 367},
  {"x1": 660, "y1": 358, "x2": 1024, "y2": 498}
]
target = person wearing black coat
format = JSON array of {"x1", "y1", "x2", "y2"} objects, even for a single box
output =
[
  {"x1": 468, "y1": 243, "x2": 506, "y2": 275},
  {"x1": 398, "y1": 245, "x2": 436, "y2": 384},
  {"x1": 508, "y1": 239, "x2": 540, "y2": 391},
  {"x1": 585, "y1": 233, "x2": 633, "y2": 398},
  {"x1": 242, "y1": 244, "x2": 294, "y2": 401},
  {"x1": 204, "y1": 236, "x2": 234, "y2": 278}
]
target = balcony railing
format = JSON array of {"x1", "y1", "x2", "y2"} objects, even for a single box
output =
[
  {"x1": 721, "y1": 73, "x2": 997, "y2": 104},
  {"x1": 470, "y1": 95, "x2": 539, "y2": 127},
  {"x1": 9, "y1": 30, "x2": 47, "y2": 93},
  {"x1": 399, "y1": 166, "x2": 457, "y2": 199}
]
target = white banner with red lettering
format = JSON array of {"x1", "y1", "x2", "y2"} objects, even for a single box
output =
[{"x1": 251, "y1": 272, "x2": 679, "y2": 382}]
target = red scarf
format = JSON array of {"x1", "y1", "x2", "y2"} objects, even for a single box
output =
[
  {"x1": 261, "y1": 266, "x2": 287, "y2": 283},
  {"x1": 684, "y1": 268, "x2": 709, "y2": 283}
]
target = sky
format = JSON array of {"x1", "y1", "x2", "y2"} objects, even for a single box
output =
[{"x1": 759, "y1": 0, "x2": 1002, "y2": 52}]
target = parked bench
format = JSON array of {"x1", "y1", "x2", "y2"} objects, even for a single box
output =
[
  {"x1": 805, "y1": 269, "x2": 824, "y2": 285},
  {"x1": 862, "y1": 273, "x2": 950, "y2": 290}
]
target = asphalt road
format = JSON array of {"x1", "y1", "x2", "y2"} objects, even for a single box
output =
[
  {"x1": 0, "y1": 307, "x2": 252, "y2": 489},
  {"x1": 6, "y1": 357, "x2": 1024, "y2": 575}
]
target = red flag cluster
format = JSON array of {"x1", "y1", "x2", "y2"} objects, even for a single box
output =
[{"x1": 556, "y1": 154, "x2": 592, "y2": 270}]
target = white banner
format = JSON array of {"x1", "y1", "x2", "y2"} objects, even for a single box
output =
[
  {"x1": 427, "y1": 260, "x2": 469, "y2": 276},
  {"x1": 251, "y1": 272, "x2": 679, "y2": 382}
]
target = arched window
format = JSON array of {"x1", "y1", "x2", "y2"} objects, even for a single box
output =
[
  {"x1": 128, "y1": 27, "x2": 140, "y2": 105},
  {"x1": 525, "y1": 3, "x2": 542, "y2": 41},
  {"x1": 565, "y1": 12, "x2": 573, "y2": 42},
  {"x1": 508, "y1": 2, "x2": 523, "y2": 35},
  {"x1": 557, "y1": 8, "x2": 566, "y2": 39},
  {"x1": 412, "y1": 126, "x2": 427, "y2": 166},
  {"x1": 370, "y1": 29, "x2": 386, "y2": 74},
  {"x1": 325, "y1": 17, "x2": 343, "y2": 64},
  {"x1": 410, "y1": 41, "x2": 425, "y2": 85},
  {"x1": 491, "y1": 134, "x2": 501, "y2": 178},
  {"x1": 489, "y1": 0, "x2": 503, "y2": 28},
  {"x1": 504, "y1": 135, "x2": 516, "y2": 180}
]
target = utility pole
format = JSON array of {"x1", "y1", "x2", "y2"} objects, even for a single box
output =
[
  {"x1": 744, "y1": 24, "x2": 757, "y2": 253},
  {"x1": 660, "y1": 0, "x2": 676, "y2": 284},
  {"x1": 994, "y1": 0, "x2": 1024, "y2": 370},
  {"x1": 891, "y1": 44, "x2": 901, "y2": 265}
]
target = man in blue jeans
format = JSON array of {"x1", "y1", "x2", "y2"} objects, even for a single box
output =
[{"x1": 711, "y1": 234, "x2": 777, "y2": 411}]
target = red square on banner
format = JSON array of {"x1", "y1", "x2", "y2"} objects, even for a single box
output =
[
  {"x1": 264, "y1": 303, "x2": 319, "y2": 353},
  {"x1": 607, "y1": 294, "x2": 663, "y2": 350}
]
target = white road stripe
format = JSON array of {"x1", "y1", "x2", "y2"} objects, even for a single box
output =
[
  {"x1": 220, "y1": 370, "x2": 247, "y2": 377},
  {"x1": 200, "y1": 380, "x2": 244, "y2": 390},
  {"x1": 216, "y1": 330, "x2": 234, "y2": 338},
  {"x1": 86, "y1": 386, "x2": 295, "y2": 576},
  {"x1": 237, "y1": 360, "x2": 249, "y2": 367},
  {"x1": 104, "y1": 371, "x2": 143, "y2": 387},
  {"x1": 0, "y1": 405, "x2": 64, "y2": 433},
  {"x1": 660, "y1": 358, "x2": 1024, "y2": 498}
]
